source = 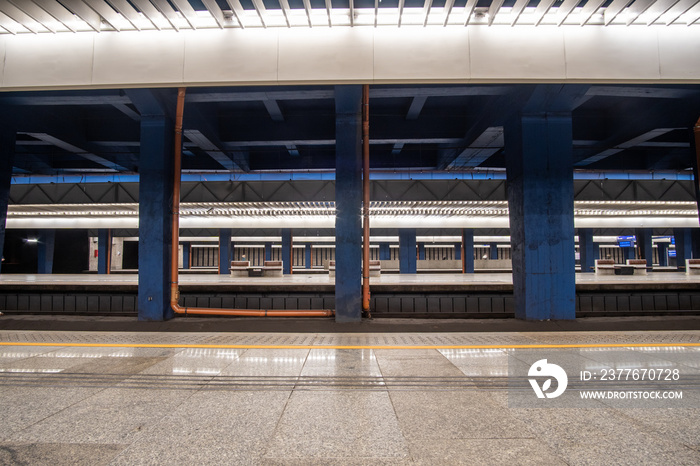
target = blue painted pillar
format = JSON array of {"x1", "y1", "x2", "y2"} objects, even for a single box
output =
[
  {"x1": 219, "y1": 228, "x2": 232, "y2": 274},
  {"x1": 37, "y1": 230, "x2": 55, "y2": 274},
  {"x1": 399, "y1": 229, "x2": 417, "y2": 274},
  {"x1": 305, "y1": 244, "x2": 312, "y2": 269},
  {"x1": 578, "y1": 228, "x2": 594, "y2": 273},
  {"x1": 489, "y1": 243, "x2": 498, "y2": 260},
  {"x1": 0, "y1": 126, "x2": 14, "y2": 275},
  {"x1": 281, "y1": 228, "x2": 293, "y2": 275},
  {"x1": 505, "y1": 112, "x2": 575, "y2": 320},
  {"x1": 658, "y1": 242, "x2": 668, "y2": 267},
  {"x1": 379, "y1": 243, "x2": 391, "y2": 260},
  {"x1": 673, "y1": 228, "x2": 692, "y2": 270},
  {"x1": 418, "y1": 242, "x2": 425, "y2": 261},
  {"x1": 334, "y1": 85, "x2": 363, "y2": 322},
  {"x1": 635, "y1": 228, "x2": 653, "y2": 268},
  {"x1": 462, "y1": 229, "x2": 474, "y2": 273},
  {"x1": 138, "y1": 115, "x2": 174, "y2": 321},
  {"x1": 97, "y1": 229, "x2": 111, "y2": 274},
  {"x1": 622, "y1": 245, "x2": 635, "y2": 262},
  {"x1": 265, "y1": 242, "x2": 272, "y2": 261},
  {"x1": 182, "y1": 242, "x2": 190, "y2": 269},
  {"x1": 454, "y1": 243, "x2": 462, "y2": 261}
]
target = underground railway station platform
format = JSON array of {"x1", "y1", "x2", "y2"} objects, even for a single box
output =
[{"x1": 2, "y1": 0, "x2": 700, "y2": 463}]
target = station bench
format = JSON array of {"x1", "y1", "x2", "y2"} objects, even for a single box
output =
[
  {"x1": 262, "y1": 260, "x2": 283, "y2": 277},
  {"x1": 595, "y1": 259, "x2": 616, "y2": 275},
  {"x1": 230, "y1": 260, "x2": 250, "y2": 277},
  {"x1": 687, "y1": 259, "x2": 700, "y2": 275},
  {"x1": 625, "y1": 259, "x2": 649, "y2": 275}
]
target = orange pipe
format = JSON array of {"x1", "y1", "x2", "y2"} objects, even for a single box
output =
[
  {"x1": 362, "y1": 84, "x2": 371, "y2": 315},
  {"x1": 169, "y1": 87, "x2": 332, "y2": 318},
  {"x1": 106, "y1": 229, "x2": 112, "y2": 275}
]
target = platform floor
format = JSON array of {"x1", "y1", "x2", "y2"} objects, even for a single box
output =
[{"x1": 1, "y1": 329, "x2": 699, "y2": 464}]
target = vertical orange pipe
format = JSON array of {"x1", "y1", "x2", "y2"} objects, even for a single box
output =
[
  {"x1": 106, "y1": 228, "x2": 112, "y2": 275},
  {"x1": 362, "y1": 84, "x2": 371, "y2": 314}
]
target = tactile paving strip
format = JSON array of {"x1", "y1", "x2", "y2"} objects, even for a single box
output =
[{"x1": 1, "y1": 330, "x2": 700, "y2": 347}]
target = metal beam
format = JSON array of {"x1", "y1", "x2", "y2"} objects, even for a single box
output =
[
  {"x1": 0, "y1": 0, "x2": 43, "y2": 33},
  {"x1": 104, "y1": 0, "x2": 142, "y2": 30},
  {"x1": 170, "y1": 0, "x2": 198, "y2": 29},
  {"x1": 30, "y1": 0, "x2": 78, "y2": 32},
  {"x1": 263, "y1": 99, "x2": 285, "y2": 122},
  {"x1": 184, "y1": 129, "x2": 243, "y2": 171},
  {"x1": 406, "y1": 96, "x2": 427, "y2": 120},
  {"x1": 23, "y1": 132, "x2": 128, "y2": 171},
  {"x1": 577, "y1": 128, "x2": 685, "y2": 166},
  {"x1": 202, "y1": 0, "x2": 226, "y2": 28},
  {"x1": 151, "y1": 0, "x2": 181, "y2": 31},
  {"x1": 8, "y1": 0, "x2": 59, "y2": 32}
]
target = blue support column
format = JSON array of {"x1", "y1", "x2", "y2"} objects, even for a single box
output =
[
  {"x1": 305, "y1": 244, "x2": 312, "y2": 269},
  {"x1": 97, "y1": 229, "x2": 111, "y2": 274},
  {"x1": 454, "y1": 243, "x2": 462, "y2": 261},
  {"x1": 265, "y1": 242, "x2": 272, "y2": 261},
  {"x1": 578, "y1": 228, "x2": 594, "y2": 273},
  {"x1": 399, "y1": 229, "x2": 417, "y2": 274},
  {"x1": 622, "y1": 245, "x2": 635, "y2": 262},
  {"x1": 37, "y1": 230, "x2": 55, "y2": 274},
  {"x1": 505, "y1": 110, "x2": 575, "y2": 320},
  {"x1": 219, "y1": 228, "x2": 232, "y2": 274},
  {"x1": 635, "y1": 228, "x2": 653, "y2": 268},
  {"x1": 281, "y1": 228, "x2": 293, "y2": 275},
  {"x1": 137, "y1": 114, "x2": 174, "y2": 321},
  {"x1": 379, "y1": 243, "x2": 391, "y2": 260},
  {"x1": 674, "y1": 228, "x2": 692, "y2": 270},
  {"x1": 334, "y1": 85, "x2": 363, "y2": 322},
  {"x1": 182, "y1": 242, "x2": 190, "y2": 269},
  {"x1": 489, "y1": 243, "x2": 498, "y2": 260},
  {"x1": 658, "y1": 242, "x2": 668, "y2": 267},
  {"x1": 462, "y1": 229, "x2": 474, "y2": 273},
  {"x1": 418, "y1": 242, "x2": 425, "y2": 261},
  {"x1": 0, "y1": 126, "x2": 15, "y2": 274}
]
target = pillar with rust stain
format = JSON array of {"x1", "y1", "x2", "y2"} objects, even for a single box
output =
[{"x1": 334, "y1": 85, "x2": 363, "y2": 322}]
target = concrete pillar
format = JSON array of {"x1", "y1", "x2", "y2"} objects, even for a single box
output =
[
  {"x1": 622, "y1": 245, "x2": 635, "y2": 262},
  {"x1": 379, "y1": 243, "x2": 391, "y2": 260},
  {"x1": 37, "y1": 230, "x2": 55, "y2": 274},
  {"x1": 281, "y1": 229, "x2": 293, "y2": 274},
  {"x1": 462, "y1": 229, "x2": 474, "y2": 273},
  {"x1": 305, "y1": 243, "x2": 312, "y2": 269},
  {"x1": 399, "y1": 229, "x2": 417, "y2": 274},
  {"x1": 489, "y1": 243, "x2": 498, "y2": 260},
  {"x1": 219, "y1": 228, "x2": 232, "y2": 274},
  {"x1": 0, "y1": 126, "x2": 15, "y2": 274},
  {"x1": 97, "y1": 229, "x2": 112, "y2": 274},
  {"x1": 578, "y1": 228, "x2": 594, "y2": 273},
  {"x1": 265, "y1": 242, "x2": 272, "y2": 262},
  {"x1": 182, "y1": 242, "x2": 190, "y2": 269},
  {"x1": 635, "y1": 228, "x2": 652, "y2": 268},
  {"x1": 658, "y1": 242, "x2": 668, "y2": 267},
  {"x1": 674, "y1": 228, "x2": 692, "y2": 270},
  {"x1": 334, "y1": 85, "x2": 363, "y2": 322},
  {"x1": 137, "y1": 114, "x2": 174, "y2": 321},
  {"x1": 505, "y1": 112, "x2": 575, "y2": 320},
  {"x1": 418, "y1": 242, "x2": 425, "y2": 261}
]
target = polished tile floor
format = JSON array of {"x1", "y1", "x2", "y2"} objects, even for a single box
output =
[{"x1": 1, "y1": 330, "x2": 699, "y2": 465}]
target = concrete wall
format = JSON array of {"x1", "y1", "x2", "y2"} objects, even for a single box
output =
[{"x1": 1, "y1": 27, "x2": 699, "y2": 91}]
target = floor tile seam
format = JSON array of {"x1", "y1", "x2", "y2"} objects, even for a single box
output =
[{"x1": 374, "y1": 355, "x2": 413, "y2": 463}]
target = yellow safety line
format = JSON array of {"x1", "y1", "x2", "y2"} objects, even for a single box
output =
[{"x1": 0, "y1": 342, "x2": 699, "y2": 350}]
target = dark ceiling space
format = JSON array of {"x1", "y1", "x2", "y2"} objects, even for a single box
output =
[{"x1": 2, "y1": 83, "x2": 699, "y2": 177}]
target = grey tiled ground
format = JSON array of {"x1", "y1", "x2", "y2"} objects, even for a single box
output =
[{"x1": 0, "y1": 331, "x2": 698, "y2": 464}]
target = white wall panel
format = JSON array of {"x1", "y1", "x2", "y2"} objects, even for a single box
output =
[
  {"x1": 373, "y1": 27, "x2": 470, "y2": 81},
  {"x1": 0, "y1": 26, "x2": 697, "y2": 91},
  {"x1": 469, "y1": 27, "x2": 566, "y2": 81},
  {"x1": 564, "y1": 27, "x2": 661, "y2": 81},
  {"x1": 657, "y1": 28, "x2": 700, "y2": 81},
  {"x1": 3, "y1": 34, "x2": 92, "y2": 89},
  {"x1": 277, "y1": 28, "x2": 374, "y2": 83},
  {"x1": 92, "y1": 31, "x2": 185, "y2": 86},
  {"x1": 183, "y1": 29, "x2": 279, "y2": 85}
]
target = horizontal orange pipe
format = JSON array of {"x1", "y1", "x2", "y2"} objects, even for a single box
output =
[{"x1": 169, "y1": 87, "x2": 333, "y2": 318}]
